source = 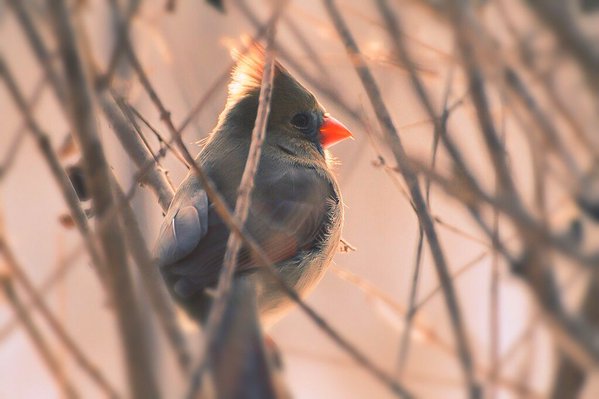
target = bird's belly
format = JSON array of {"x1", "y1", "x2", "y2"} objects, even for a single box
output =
[{"x1": 254, "y1": 230, "x2": 341, "y2": 330}]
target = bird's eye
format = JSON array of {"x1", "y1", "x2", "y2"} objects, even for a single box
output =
[{"x1": 291, "y1": 112, "x2": 311, "y2": 129}]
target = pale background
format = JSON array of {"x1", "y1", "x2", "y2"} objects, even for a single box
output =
[{"x1": 1, "y1": 0, "x2": 598, "y2": 398}]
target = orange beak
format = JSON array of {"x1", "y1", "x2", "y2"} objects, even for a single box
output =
[{"x1": 319, "y1": 114, "x2": 353, "y2": 149}]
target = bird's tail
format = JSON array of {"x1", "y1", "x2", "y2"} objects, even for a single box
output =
[{"x1": 207, "y1": 274, "x2": 286, "y2": 399}]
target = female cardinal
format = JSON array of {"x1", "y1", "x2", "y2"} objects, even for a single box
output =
[{"x1": 154, "y1": 46, "x2": 352, "y2": 328}]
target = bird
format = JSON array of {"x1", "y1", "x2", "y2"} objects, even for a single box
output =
[{"x1": 153, "y1": 44, "x2": 352, "y2": 329}]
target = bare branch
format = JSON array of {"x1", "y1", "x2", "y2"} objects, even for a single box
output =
[
  {"x1": 233, "y1": 0, "x2": 361, "y2": 123},
  {"x1": 323, "y1": 1, "x2": 480, "y2": 396},
  {"x1": 0, "y1": 275, "x2": 79, "y2": 399},
  {"x1": 98, "y1": 0, "x2": 142, "y2": 88},
  {"x1": 0, "y1": 229, "x2": 119, "y2": 398},
  {"x1": 406, "y1": 157, "x2": 599, "y2": 370},
  {"x1": 186, "y1": 12, "x2": 280, "y2": 398},
  {"x1": 123, "y1": 13, "x2": 414, "y2": 399},
  {"x1": 525, "y1": 0, "x2": 599, "y2": 95},
  {"x1": 0, "y1": 76, "x2": 47, "y2": 181},
  {"x1": 0, "y1": 56, "x2": 109, "y2": 291},
  {"x1": 98, "y1": 92, "x2": 175, "y2": 211},
  {"x1": 0, "y1": 240, "x2": 85, "y2": 344},
  {"x1": 112, "y1": 180, "x2": 193, "y2": 373},
  {"x1": 6, "y1": 0, "x2": 67, "y2": 103},
  {"x1": 48, "y1": 1, "x2": 159, "y2": 397}
]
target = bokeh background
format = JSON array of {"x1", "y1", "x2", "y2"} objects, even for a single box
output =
[{"x1": 1, "y1": 0, "x2": 599, "y2": 398}]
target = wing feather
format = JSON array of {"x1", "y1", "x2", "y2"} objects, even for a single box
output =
[{"x1": 155, "y1": 161, "x2": 334, "y2": 300}]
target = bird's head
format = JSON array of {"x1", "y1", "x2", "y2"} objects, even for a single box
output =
[{"x1": 216, "y1": 43, "x2": 352, "y2": 159}]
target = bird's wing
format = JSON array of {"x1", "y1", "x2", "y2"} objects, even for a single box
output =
[
  {"x1": 157, "y1": 163, "x2": 335, "y2": 300},
  {"x1": 154, "y1": 188, "x2": 209, "y2": 269}
]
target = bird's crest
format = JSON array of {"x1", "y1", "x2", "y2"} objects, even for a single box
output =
[{"x1": 226, "y1": 40, "x2": 288, "y2": 105}]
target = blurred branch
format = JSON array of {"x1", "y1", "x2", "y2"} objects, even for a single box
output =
[
  {"x1": 525, "y1": 0, "x2": 599, "y2": 95},
  {"x1": 0, "y1": 238, "x2": 85, "y2": 344},
  {"x1": 488, "y1": 109, "x2": 506, "y2": 396},
  {"x1": 68, "y1": 2, "x2": 196, "y2": 373},
  {"x1": 550, "y1": 220, "x2": 599, "y2": 396},
  {"x1": 406, "y1": 0, "x2": 589, "y2": 188},
  {"x1": 6, "y1": 0, "x2": 67, "y2": 103},
  {"x1": 396, "y1": 224, "x2": 423, "y2": 374},
  {"x1": 447, "y1": 6, "x2": 516, "y2": 199},
  {"x1": 332, "y1": 265, "x2": 540, "y2": 397},
  {"x1": 0, "y1": 227, "x2": 119, "y2": 398},
  {"x1": 98, "y1": 92, "x2": 175, "y2": 211},
  {"x1": 0, "y1": 56, "x2": 109, "y2": 292},
  {"x1": 112, "y1": 180, "x2": 193, "y2": 374},
  {"x1": 0, "y1": 275, "x2": 79, "y2": 399},
  {"x1": 47, "y1": 1, "x2": 159, "y2": 397},
  {"x1": 0, "y1": 76, "x2": 46, "y2": 181},
  {"x1": 121, "y1": 10, "x2": 414, "y2": 399},
  {"x1": 323, "y1": 1, "x2": 481, "y2": 397},
  {"x1": 495, "y1": 0, "x2": 599, "y2": 159},
  {"x1": 281, "y1": 15, "x2": 336, "y2": 90},
  {"x1": 414, "y1": 249, "x2": 489, "y2": 312},
  {"x1": 406, "y1": 156, "x2": 599, "y2": 369},
  {"x1": 124, "y1": 102, "x2": 189, "y2": 169},
  {"x1": 446, "y1": 0, "x2": 599, "y2": 379},
  {"x1": 369, "y1": 0, "x2": 598, "y2": 274},
  {"x1": 503, "y1": 67, "x2": 581, "y2": 181},
  {"x1": 409, "y1": 150, "x2": 593, "y2": 267},
  {"x1": 397, "y1": 47, "x2": 455, "y2": 376},
  {"x1": 99, "y1": 0, "x2": 142, "y2": 88},
  {"x1": 446, "y1": 4, "x2": 588, "y2": 182},
  {"x1": 332, "y1": 266, "x2": 452, "y2": 355}
]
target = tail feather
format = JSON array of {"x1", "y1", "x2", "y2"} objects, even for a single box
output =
[{"x1": 208, "y1": 275, "x2": 280, "y2": 399}]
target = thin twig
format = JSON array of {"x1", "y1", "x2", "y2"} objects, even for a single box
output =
[
  {"x1": 407, "y1": 156, "x2": 599, "y2": 370},
  {"x1": 282, "y1": 15, "x2": 336, "y2": 92},
  {"x1": 176, "y1": 29, "x2": 271, "y2": 135},
  {"x1": 432, "y1": 216, "x2": 490, "y2": 247},
  {"x1": 525, "y1": 0, "x2": 599, "y2": 95},
  {"x1": 123, "y1": 13, "x2": 415, "y2": 399},
  {"x1": 186, "y1": 15, "x2": 279, "y2": 398},
  {"x1": 488, "y1": 107, "x2": 506, "y2": 397},
  {"x1": 414, "y1": 250, "x2": 489, "y2": 313},
  {"x1": 233, "y1": 0, "x2": 361, "y2": 123},
  {"x1": 503, "y1": 67, "x2": 581, "y2": 181},
  {"x1": 324, "y1": 1, "x2": 480, "y2": 397},
  {"x1": 332, "y1": 266, "x2": 452, "y2": 355},
  {"x1": 125, "y1": 102, "x2": 189, "y2": 169},
  {"x1": 0, "y1": 232, "x2": 119, "y2": 398},
  {"x1": 332, "y1": 265, "x2": 542, "y2": 398},
  {"x1": 98, "y1": 91, "x2": 175, "y2": 211},
  {"x1": 7, "y1": 0, "x2": 67, "y2": 103},
  {"x1": 98, "y1": 0, "x2": 142, "y2": 88},
  {"x1": 448, "y1": 4, "x2": 517, "y2": 199},
  {"x1": 48, "y1": 2, "x2": 159, "y2": 397},
  {"x1": 396, "y1": 226, "x2": 424, "y2": 374},
  {"x1": 0, "y1": 55, "x2": 109, "y2": 292},
  {"x1": 0, "y1": 238, "x2": 85, "y2": 344},
  {"x1": 0, "y1": 76, "x2": 47, "y2": 181},
  {"x1": 0, "y1": 275, "x2": 80, "y2": 399},
  {"x1": 112, "y1": 179, "x2": 193, "y2": 374},
  {"x1": 396, "y1": 57, "x2": 456, "y2": 374}
]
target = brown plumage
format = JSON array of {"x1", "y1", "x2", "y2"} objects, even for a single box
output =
[{"x1": 154, "y1": 44, "x2": 352, "y2": 327}]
